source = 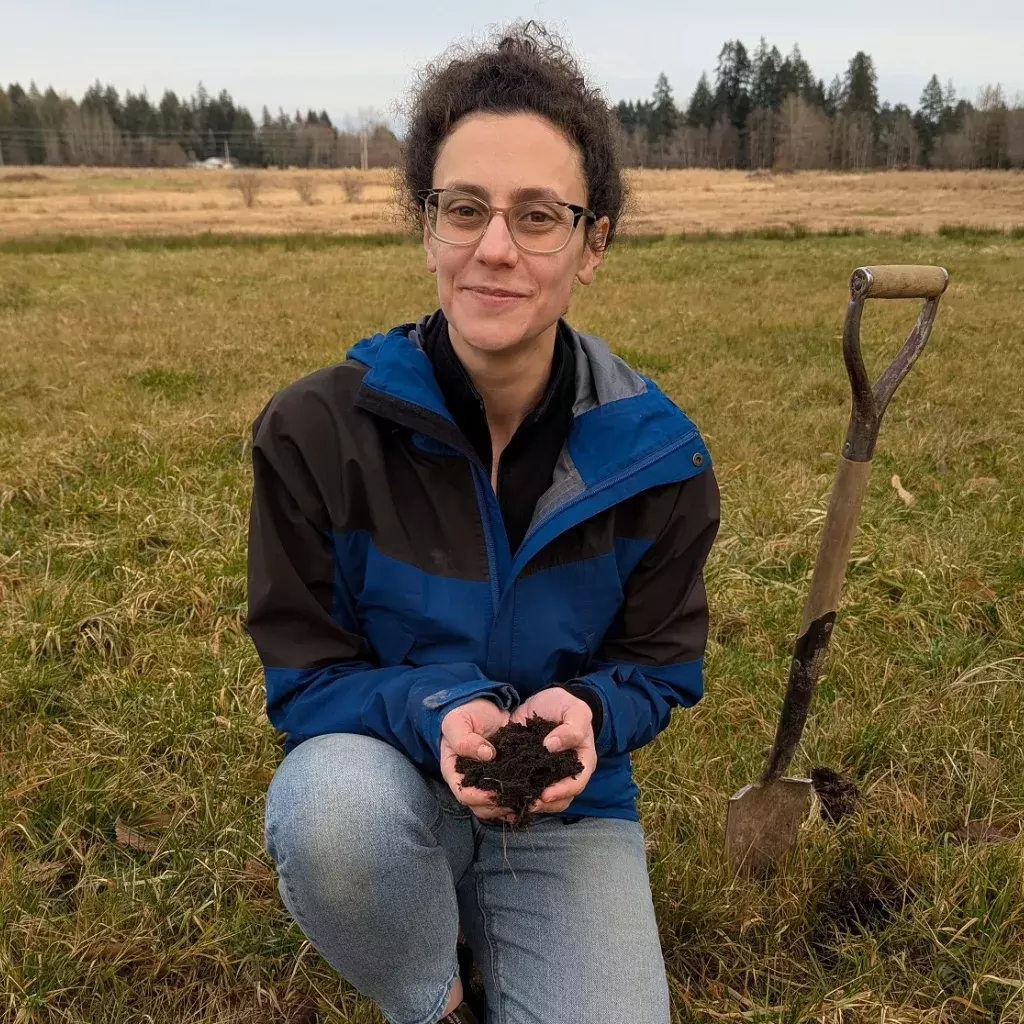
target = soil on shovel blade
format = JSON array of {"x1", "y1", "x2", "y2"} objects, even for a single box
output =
[{"x1": 455, "y1": 713, "x2": 584, "y2": 829}]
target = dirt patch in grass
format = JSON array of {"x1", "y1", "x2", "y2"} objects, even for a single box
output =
[{"x1": 0, "y1": 171, "x2": 49, "y2": 184}]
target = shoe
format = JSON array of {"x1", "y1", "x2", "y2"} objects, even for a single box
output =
[
  {"x1": 456, "y1": 940, "x2": 488, "y2": 1020},
  {"x1": 437, "y1": 1004, "x2": 480, "y2": 1024}
]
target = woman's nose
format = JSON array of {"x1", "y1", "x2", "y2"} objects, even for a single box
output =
[{"x1": 475, "y1": 212, "x2": 518, "y2": 262}]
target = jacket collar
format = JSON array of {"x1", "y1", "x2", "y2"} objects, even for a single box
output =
[
  {"x1": 417, "y1": 307, "x2": 575, "y2": 474},
  {"x1": 346, "y1": 309, "x2": 648, "y2": 425},
  {"x1": 346, "y1": 312, "x2": 710, "y2": 571}
]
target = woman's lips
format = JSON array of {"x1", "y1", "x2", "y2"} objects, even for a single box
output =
[{"x1": 465, "y1": 287, "x2": 525, "y2": 306}]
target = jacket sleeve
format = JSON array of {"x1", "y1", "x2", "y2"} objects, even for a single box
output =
[
  {"x1": 245, "y1": 391, "x2": 519, "y2": 767},
  {"x1": 566, "y1": 465, "x2": 721, "y2": 758}
]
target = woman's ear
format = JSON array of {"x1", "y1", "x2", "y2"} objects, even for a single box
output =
[
  {"x1": 575, "y1": 216, "x2": 609, "y2": 286},
  {"x1": 423, "y1": 218, "x2": 437, "y2": 274}
]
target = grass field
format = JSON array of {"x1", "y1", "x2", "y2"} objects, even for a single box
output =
[
  {"x1": 2, "y1": 167, "x2": 1024, "y2": 239},
  {"x1": 1, "y1": 229, "x2": 1023, "y2": 1023}
]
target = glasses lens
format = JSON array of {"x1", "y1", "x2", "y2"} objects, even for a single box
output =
[
  {"x1": 427, "y1": 191, "x2": 574, "y2": 252},
  {"x1": 429, "y1": 191, "x2": 489, "y2": 244},
  {"x1": 510, "y1": 202, "x2": 573, "y2": 252}
]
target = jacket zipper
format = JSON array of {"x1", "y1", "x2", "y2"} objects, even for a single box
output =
[{"x1": 470, "y1": 464, "x2": 502, "y2": 625}]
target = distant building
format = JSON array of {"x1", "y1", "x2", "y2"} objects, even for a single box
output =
[{"x1": 191, "y1": 156, "x2": 236, "y2": 170}]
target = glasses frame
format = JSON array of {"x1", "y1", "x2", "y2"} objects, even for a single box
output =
[{"x1": 416, "y1": 188, "x2": 597, "y2": 254}]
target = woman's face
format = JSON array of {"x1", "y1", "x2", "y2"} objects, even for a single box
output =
[{"x1": 423, "y1": 111, "x2": 610, "y2": 357}]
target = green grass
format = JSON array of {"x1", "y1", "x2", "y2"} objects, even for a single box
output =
[
  {"x1": 1, "y1": 234, "x2": 1023, "y2": 1023},
  {"x1": 5, "y1": 222, "x2": 1024, "y2": 259}
]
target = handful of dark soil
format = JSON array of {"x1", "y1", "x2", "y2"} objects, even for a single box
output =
[{"x1": 455, "y1": 712, "x2": 584, "y2": 829}]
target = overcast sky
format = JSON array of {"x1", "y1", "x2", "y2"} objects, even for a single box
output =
[{"x1": 4, "y1": 0, "x2": 1022, "y2": 131}]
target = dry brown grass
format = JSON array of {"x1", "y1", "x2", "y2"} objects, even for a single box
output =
[
  {"x1": 1, "y1": 166, "x2": 1023, "y2": 239},
  {"x1": 2, "y1": 231, "x2": 1023, "y2": 1022}
]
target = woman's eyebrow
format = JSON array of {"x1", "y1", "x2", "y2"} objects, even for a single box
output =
[{"x1": 442, "y1": 181, "x2": 568, "y2": 202}]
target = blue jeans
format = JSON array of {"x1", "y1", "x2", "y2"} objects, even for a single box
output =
[{"x1": 264, "y1": 732, "x2": 671, "y2": 1024}]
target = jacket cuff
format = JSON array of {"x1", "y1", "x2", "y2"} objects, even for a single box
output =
[
  {"x1": 418, "y1": 679, "x2": 520, "y2": 763},
  {"x1": 547, "y1": 681, "x2": 605, "y2": 737}
]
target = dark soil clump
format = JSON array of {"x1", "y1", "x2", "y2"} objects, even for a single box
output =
[
  {"x1": 455, "y1": 713, "x2": 584, "y2": 829},
  {"x1": 811, "y1": 765, "x2": 862, "y2": 824}
]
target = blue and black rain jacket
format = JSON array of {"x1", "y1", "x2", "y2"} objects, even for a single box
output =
[{"x1": 246, "y1": 311, "x2": 720, "y2": 820}]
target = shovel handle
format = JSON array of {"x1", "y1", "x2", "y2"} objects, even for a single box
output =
[
  {"x1": 843, "y1": 265, "x2": 947, "y2": 461},
  {"x1": 758, "y1": 265, "x2": 948, "y2": 784},
  {"x1": 852, "y1": 265, "x2": 948, "y2": 300}
]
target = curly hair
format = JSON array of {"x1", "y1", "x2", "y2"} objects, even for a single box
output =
[{"x1": 391, "y1": 19, "x2": 633, "y2": 254}]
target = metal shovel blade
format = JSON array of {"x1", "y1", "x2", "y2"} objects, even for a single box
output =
[{"x1": 725, "y1": 776, "x2": 812, "y2": 876}]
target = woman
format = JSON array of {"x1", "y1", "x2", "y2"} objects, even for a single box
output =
[{"x1": 248, "y1": 21, "x2": 720, "y2": 1024}]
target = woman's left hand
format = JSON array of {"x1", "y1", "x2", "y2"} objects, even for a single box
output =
[{"x1": 506, "y1": 687, "x2": 598, "y2": 818}]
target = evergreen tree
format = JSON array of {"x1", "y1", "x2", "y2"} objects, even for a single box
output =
[
  {"x1": 647, "y1": 72, "x2": 679, "y2": 142},
  {"x1": 685, "y1": 72, "x2": 715, "y2": 128},
  {"x1": 919, "y1": 74, "x2": 944, "y2": 125},
  {"x1": 8, "y1": 83, "x2": 45, "y2": 162},
  {"x1": 714, "y1": 40, "x2": 752, "y2": 130},
  {"x1": 915, "y1": 74, "x2": 944, "y2": 164},
  {"x1": 123, "y1": 90, "x2": 158, "y2": 136},
  {"x1": 942, "y1": 80, "x2": 961, "y2": 133},
  {"x1": 646, "y1": 72, "x2": 679, "y2": 169},
  {"x1": 843, "y1": 52, "x2": 878, "y2": 116},
  {"x1": 824, "y1": 75, "x2": 843, "y2": 118},
  {"x1": 39, "y1": 86, "x2": 64, "y2": 129},
  {"x1": 779, "y1": 43, "x2": 813, "y2": 102},
  {"x1": 750, "y1": 37, "x2": 785, "y2": 110},
  {"x1": 159, "y1": 90, "x2": 182, "y2": 134},
  {"x1": 0, "y1": 87, "x2": 13, "y2": 133}
]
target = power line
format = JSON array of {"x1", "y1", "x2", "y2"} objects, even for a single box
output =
[{"x1": 0, "y1": 126, "x2": 387, "y2": 138}]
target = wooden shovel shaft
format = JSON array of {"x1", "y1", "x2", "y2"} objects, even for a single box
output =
[{"x1": 759, "y1": 456, "x2": 871, "y2": 783}]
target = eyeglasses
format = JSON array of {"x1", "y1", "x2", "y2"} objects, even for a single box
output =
[{"x1": 417, "y1": 188, "x2": 597, "y2": 254}]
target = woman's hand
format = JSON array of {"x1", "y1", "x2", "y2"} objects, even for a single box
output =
[
  {"x1": 508, "y1": 687, "x2": 598, "y2": 817},
  {"x1": 439, "y1": 698, "x2": 515, "y2": 821}
]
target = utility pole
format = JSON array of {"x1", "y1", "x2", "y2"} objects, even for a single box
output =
[{"x1": 360, "y1": 129, "x2": 368, "y2": 171}]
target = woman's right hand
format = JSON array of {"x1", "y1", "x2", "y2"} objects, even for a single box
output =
[{"x1": 440, "y1": 698, "x2": 515, "y2": 822}]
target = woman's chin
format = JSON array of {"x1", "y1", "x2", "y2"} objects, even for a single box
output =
[{"x1": 450, "y1": 312, "x2": 532, "y2": 354}]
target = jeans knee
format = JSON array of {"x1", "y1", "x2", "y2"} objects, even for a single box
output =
[{"x1": 264, "y1": 732, "x2": 434, "y2": 880}]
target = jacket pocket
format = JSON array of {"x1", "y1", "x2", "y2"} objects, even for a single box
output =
[{"x1": 364, "y1": 614, "x2": 415, "y2": 666}]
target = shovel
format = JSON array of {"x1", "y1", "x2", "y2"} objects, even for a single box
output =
[{"x1": 725, "y1": 264, "x2": 950, "y2": 877}]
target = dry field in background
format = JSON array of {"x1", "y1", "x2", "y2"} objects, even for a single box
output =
[
  {"x1": 1, "y1": 230, "x2": 1022, "y2": 1022},
  {"x1": 1, "y1": 166, "x2": 1024, "y2": 238}
]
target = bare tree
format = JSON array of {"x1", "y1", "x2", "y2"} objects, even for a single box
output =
[
  {"x1": 676, "y1": 125, "x2": 711, "y2": 167},
  {"x1": 340, "y1": 172, "x2": 364, "y2": 202},
  {"x1": 235, "y1": 171, "x2": 260, "y2": 207},
  {"x1": 1007, "y1": 104, "x2": 1024, "y2": 168},
  {"x1": 832, "y1": 111, "x2": 873, "y2": 170},
  {"x1": 934, "y1": 129, "x2": 976, "y2": 169},
  {"x1": 775, "y1": 95, "x2": 830, "y2": 169},
  {"x1": 747, "y1": 108, "x2": 775, "y2": 169},
  {"x1": 708, "y1": 115, "x2": 740, "y2": 168},
  {"x1": 293, "y1": 176, "x2": 316, "y2": 205},
  {"x1": 879, "y1": 109, "x2": 919, "y2": 167}
]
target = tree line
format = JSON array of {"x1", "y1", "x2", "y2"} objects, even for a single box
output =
[
  {"x1": 0, "y1": 82, "x2": 400, "y2": 169},
  {"x1": 1, "y1": 41, "x2": 1022, "y2": 170},
  {"x1": 620, "y1": 41, "x2": 1023, "y2": 170}
]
